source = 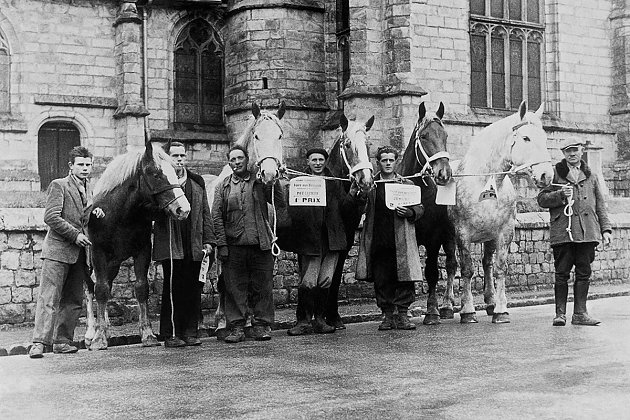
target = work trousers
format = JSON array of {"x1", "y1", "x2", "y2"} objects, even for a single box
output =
[
  {"x1": 160, "y1": 259, "x2": 202, "y2": 339},
  {"x1": 32, "y1": 251, "x2": 89, "y2": 345},
  {"x1": 552, "y1": 242, "x2": 596, "y2": 315},
  {"x1": 298, "y1": 252, "x2": 339, "y2": 289},
  {"x1": 372, "y1": 248, "x2": 415, "y2": 313},
  {"x1": 224, "y1": 245, "x2": 274, "y2": 327}
]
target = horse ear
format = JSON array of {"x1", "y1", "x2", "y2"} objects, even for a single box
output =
[
  {"x1": 277, "y1": 101, "x2": 286, "y2": 120},
  {"x1": 418, "y1": 102, "x2": 426, "y2": 121},
  {"x1": 534, "y1": 101, "x2": 544, "y2": 118},
  {"x1": 365, "y1": 115, "x2": 375, "y2": 132},
  {"x1": 144, "y1": 138, "x2": 153, "y2": 161},
  {"x1": 163, "y1": 138, "x2": 172, "y2": 153},
  {"x1": 252, "y1": 102, "x2": 261, "y2": 119},
  {"x1": 518, "y1": 100, "x2": 528, "y2": 120},
  {"x1": 437, "y1": 102, "x2": 445, "y2": 120},
  {"x1": 340, "y1": 114, "x2": 349, "y2": 132}
]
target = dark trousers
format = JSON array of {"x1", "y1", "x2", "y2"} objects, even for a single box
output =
[
  {"x1": 160, "y1": 259, "x2": 202, "y2": 338},
  {"x1": 372, "y1": 248, "x2": 415, "y2": 313},
  {"x1": 552, "y1": 242, "x2": 596, "y2": 315},
  {"x1": 224, "y1": 245, "x2": 274, "y2": 327},
  {"x1": 32, "y1": 251, "x2": 89, "y2": 345}
]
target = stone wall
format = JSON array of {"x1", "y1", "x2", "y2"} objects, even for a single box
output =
[{"x1": 2, "y1": 208, "x2": 629, "y2": 325}]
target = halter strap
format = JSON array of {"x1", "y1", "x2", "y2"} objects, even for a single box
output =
[
  {"x1": 339, "y1": 132, "x2": 373, "y2": 180},
  {"x1": 414, "y1": 119, "x2": 451, "y2": 176},
  {"x1": 251, "y1": 115, "x2": 284, "y2": 170}
]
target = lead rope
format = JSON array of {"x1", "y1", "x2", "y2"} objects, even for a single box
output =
[
  {"x1": 270, "y1": 182, "x2": 280, "y2": 257},
  {"x1": 168, "y1": 217, "x2": 176, "y2": 339},
  {"x1": 564, "y1": 187, "x2": 575, "y2": 242}
]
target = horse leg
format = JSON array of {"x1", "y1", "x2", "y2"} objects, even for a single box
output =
[
  {"x1": 440, "y1": 237, "x2": 458, "y2": 319},
  {"x1": 325, "y1": 249, "x2": 347, "y2": 329},
  {"x1": 134, "y1": 250, "x2": 159, "y2": 347},
  {"x1": 90, "y1": 264, "x2": 117, "y2": 350},
  {"x1": 84, "y1": 275, "x2": 96, "y2": 346},
  {"x1": 423, "y1": 245, "x2": 440, "y2": 325},
  {"x1": 492, "y1": 232, "x2": 512, "y2": 324},
  {"x1": 457, "y1": 240, "x2": 477, "y2": 324},
  {"x1": 482, "y1": 240, "x2": 497, "y2": 316}
]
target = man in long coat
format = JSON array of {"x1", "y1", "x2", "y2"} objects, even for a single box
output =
[{"x1": 356, "y1": 146, "x2": 424, "y2": 330}]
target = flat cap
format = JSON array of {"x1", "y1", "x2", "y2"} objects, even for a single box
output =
[
  {"x1": 560, "y1": 137, "x2": 584, "y2": 151},
  {"x1": 306, "y1": 148, "x2": 329, "y2": 159}
]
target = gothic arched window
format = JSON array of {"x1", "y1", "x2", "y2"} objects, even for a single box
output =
[
  {"x1": 336, "y1": 0, "x2": 350, "y2": 110},
  {"x1": 174, "y1": 19, "x2": 224, "y2": 129},
  {"x1": 0, "y1": 32, "x2": 9, "y2": 113}
]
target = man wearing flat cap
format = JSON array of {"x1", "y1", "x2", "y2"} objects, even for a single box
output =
[
  {"x1": 287, "y1": 148, "x2": 359, "y2": 335},
  {"x1": 538, "y1": 137, "x2": 612, "y2": 327}
]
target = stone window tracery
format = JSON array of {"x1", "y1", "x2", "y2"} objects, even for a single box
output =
[
  {"x1": 470, "y1": 0, "x2": 544, "y2": 110},
  {"x1": 0, "y1": 32, "x2": 9, "y2": 113},
  {"x1": 336, "y1": 0, "x2": 350, "y2": 110},
  {"x1": 174, "y1": 18, "x2": 223, "y2": 129}
]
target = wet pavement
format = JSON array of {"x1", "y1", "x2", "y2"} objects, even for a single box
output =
[{"x1": 1, "y1": 296, "x2": 629, "y2": 419}]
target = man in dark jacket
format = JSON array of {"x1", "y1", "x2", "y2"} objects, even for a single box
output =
[
  {"x1": 537, "y1": 138, "x2": 612, "y2": 326},
  {"x1": 356, "y1": 146, "x2": 424, "y2": 330},
  {"x1": 287, "y1": 148, "x2": 361, "y2": 336},
  {"x1": 154, "y1": 141, "x2": 214, "y2": 347},
  {"x1": 212, "y1": 145, "x2": 282, "y2": 343},
  {"x1": 29, "y1": 146, "x2": 105, "y2": 358}
]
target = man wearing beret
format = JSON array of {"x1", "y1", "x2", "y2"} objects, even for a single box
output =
[
  {"x1": 287, "y1": 148, "x2": 360, "y2": 335},
  {"x1": 538, "y1": 138, "x2": 612, "y2": 326}
]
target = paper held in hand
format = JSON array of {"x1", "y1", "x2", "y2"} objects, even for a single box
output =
[
  {"x1": 289, "y1": 176, "x2": 327, "y2": 207},
  {"x1": 435, "y1": 179, "x2": 456, "y2": 205},
  {"x1": 384, "y1": 183, "x2": 421, "y2": 210},
  {"x1": 198, "y1": 250, "x2": 211, "y2": 283}
]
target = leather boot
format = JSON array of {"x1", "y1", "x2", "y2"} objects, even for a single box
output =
[
  {"x1": 572, "y1": 280, "x2": 600, "y2": 326},
  {"x1": 378, "y1": 312, "x2": 395, "y2": 330},
  {"x1": 288, "y1": 287, "x2": 314, "y2": 336},
  {"x1": 553, "y1": 281, "x2": 568, "y2": 326},
  {"x1": 312, "y1": 288, "x2": 335, "y2": 334}
]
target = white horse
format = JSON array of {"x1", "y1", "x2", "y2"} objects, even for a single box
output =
[{"x1": 445, "y1": 101, "x2": 553, "y2": 324}]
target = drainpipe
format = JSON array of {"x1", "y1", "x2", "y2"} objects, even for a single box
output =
[{"x1": 141, "y1": 5, "x2": 149, "y2": 136}]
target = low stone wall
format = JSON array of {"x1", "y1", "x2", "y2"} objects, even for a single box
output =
[{"x1": 1, "y1": 208, "x2": 629, "y2": 325}]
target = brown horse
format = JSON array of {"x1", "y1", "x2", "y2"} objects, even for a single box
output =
[{"x1": 86, "y1": 140, "x2": 191, "y2": 350}]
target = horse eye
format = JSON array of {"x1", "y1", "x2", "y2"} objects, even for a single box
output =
[{"x1": 523, "y1": 136, "x2": 531, "y2": 142}]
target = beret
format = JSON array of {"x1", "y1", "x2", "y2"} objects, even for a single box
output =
[{"x1": 306, "y1": 148, "x2": 329, "y2": 159}]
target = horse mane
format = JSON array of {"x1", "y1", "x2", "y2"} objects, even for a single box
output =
[{"x1": 93, "y1": 146, "x2": 171, "y2": 200}]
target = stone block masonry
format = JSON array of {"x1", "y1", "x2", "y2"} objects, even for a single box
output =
[{"x1": 2, "y1": 208, "x2": 629, "y2": 325}]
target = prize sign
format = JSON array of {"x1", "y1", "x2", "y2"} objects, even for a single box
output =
[
  {"x1": 384, "y1": 183, "x2": 421, "y2": 210},
  {"x1": 289, "y1": 176, "x2": 327, "y2": 206}
]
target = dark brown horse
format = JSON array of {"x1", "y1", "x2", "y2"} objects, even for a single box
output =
[
  {"x1": 85, "y1": 139, "x2": 191, "y2": 350},
  {"x1": 398, "y1": 102, "x2": 456, "y2": 325}
]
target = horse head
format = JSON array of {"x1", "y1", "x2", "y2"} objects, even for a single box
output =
[
  {"x1": 141, "y1": 141, "x2": 191, "y2": 220},
  {"x1": 249, "y1": 101, "x2": 286, "y2": 185},
  {"x1": 414, "y1": 102, "x2": 452, "y2": 186},
  {"x1": 338, "y1": 114, "x2": 375, "y2": 193},
  {"x1": 508, "y1": 101, "x2": 553, "y2": 188}
]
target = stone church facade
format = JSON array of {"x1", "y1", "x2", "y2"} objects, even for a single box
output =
[{"x1": 0, "y1": 0, "x2": 627, "y2": 194}]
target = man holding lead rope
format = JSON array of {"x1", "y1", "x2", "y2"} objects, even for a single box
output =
[{"x1": 537, "y1": 138, "x2": 612, "y2": 327}]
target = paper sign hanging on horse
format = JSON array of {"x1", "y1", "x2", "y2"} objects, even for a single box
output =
[{"x1": 289, "y1": 176, "x2": 327, "y2": 206}]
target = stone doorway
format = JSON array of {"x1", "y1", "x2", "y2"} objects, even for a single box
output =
[{"x1": 37, "y1": 121, "x2": 80, "y2": 191}]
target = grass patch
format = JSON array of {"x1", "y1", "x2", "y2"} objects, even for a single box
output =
[{"x1": 0, "y1": 191, "x2": 47, "y2": 208}]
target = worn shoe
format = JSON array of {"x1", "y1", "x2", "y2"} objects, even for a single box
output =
[
  {"x1": 552, "y1": 314, "x2": 566, "y2": 326},
  {"x1": 327, "y1": 317, "x2": 346, "y2": 330},
  {"x1": 29, "y1": 343, "x2": 45, "y2": 359},
  {"x1": 252, "y1": 325, "x2": 272, "y2": 341},
  {"x1": 394, "y1": 313, "x2": 417, "y2": 330},
  {"x1": 287, "y1": 322, "x2": 314, "y2": 336},
  {"x1": 215, "y1": 328, "x2": 229, "y2": 341},
  {"x1": 312, "y1": 317, "x2": 335, "y2": 334},
  {"x1": 164, "y1": 337, "x2": 187, "y2": 348},
  {"x1": 53, "y1": 343, "x2": 79, "y2": 354},
  {"x1": 183, "y1": 336, "x2": 202, "y2": 346},
  {"x1": 224, "y1": 326, "x2": 245, "y2": 343},
  {"x1": 572, "y1": 313, "x2": 601, "y2": 326},
  {"x1": 378, "y1": 314, "x2": 396, "y2": 331}
]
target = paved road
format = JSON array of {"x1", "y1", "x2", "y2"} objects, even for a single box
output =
[{"x1": 1, "y1": 297, "x2": 629, "y2": 419}]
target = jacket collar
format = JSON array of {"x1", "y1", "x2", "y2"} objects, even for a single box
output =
[
  {"x1": 556, "y1": 159, "x2": 591, "y2": 180},
  {"x1": 374, "y1": 171, "x2": 403, "y2": 182}
]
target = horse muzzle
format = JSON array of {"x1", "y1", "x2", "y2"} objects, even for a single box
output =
[
  {"x1": 353, "y1": 168, "x2": 374, "y2": 192},
  {"x1": 431, "y1": 158, "x2": 453, "y2": 186},
  {"x1": 531, "y1": 162, "x2": 554, "y2": 188},
  {"x1": 166, "y1": 194, "x2": 190, "y2": 220}
]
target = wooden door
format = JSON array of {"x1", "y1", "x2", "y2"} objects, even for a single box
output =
[{"x1": 38, "y1": 122, "x2": 80, "y2": 191}]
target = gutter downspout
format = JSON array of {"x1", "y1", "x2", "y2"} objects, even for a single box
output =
[{"x1": 141, "y1": 5, "x2": 149, "y2": 135}]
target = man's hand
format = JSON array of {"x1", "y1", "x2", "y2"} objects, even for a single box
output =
[
  {"x1": 92, "y1": 207, "x2": 105, "y2": 218},
  {"x1": 561, "y1": 184, "x2": 573, "y2": 198},
  {"x1": 218, "y1": 246, "x2": 228, "y2": 261},
  {"x1": 603, "y1": 231, "x2": 612, "y2": 247},
  {"x1": 75, "y1": 233, "x2": 92, "y2": 247},
  {"x1": 203, "y1": 243, "x2": 214, "y2": 254},
  {"x1": 395, "y1": 206, "x2": 413, "y2": 219}
]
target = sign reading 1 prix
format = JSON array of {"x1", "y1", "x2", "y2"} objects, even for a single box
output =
[{"x1": 289, "y1": 176, "x2": 327, "y2": 206}]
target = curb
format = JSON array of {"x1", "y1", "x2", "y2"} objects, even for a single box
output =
[{"x1": 2, "y1": 290, "x2": 628, "y2": 357}]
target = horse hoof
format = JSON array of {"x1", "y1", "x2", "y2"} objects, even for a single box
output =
[
  {"x1": 423, "y1": 314, "x2": 440, "y2": 325},
  {"x1": 439, "y1": 307, "x2": 455, "y2": 319},
  {"x1": 460, "y1": 313, "x2": 478, "y2": 324},
  {"x1": 84, "y1": 338, "x2": 92, "y2": 347},
  {"x1": 485, "y1": 304, "x2": 495, "y2": 316},
  {"x1": 492, "y1": 312, "x2": 510, "y2": 324},
  {"x1": 142, "y1": 335, "x2": 160, "y2": 347},
  {"x1": 89, "y1": 339, "x2": 108, "y2": 351}
]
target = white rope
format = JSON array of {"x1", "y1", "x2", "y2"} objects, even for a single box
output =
[
  {"x1": 551, "y1": 182, "x2": 575, "y2": 242},
  {"x1": 452, "y1": 160, "x2": 549, "y2": 178},
  {"x1": 284, "y1": 168, "x2": 351, "y2": 182},
  {"x1": 269, "y1": 182, "x2": 281, "y2": 258}
]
